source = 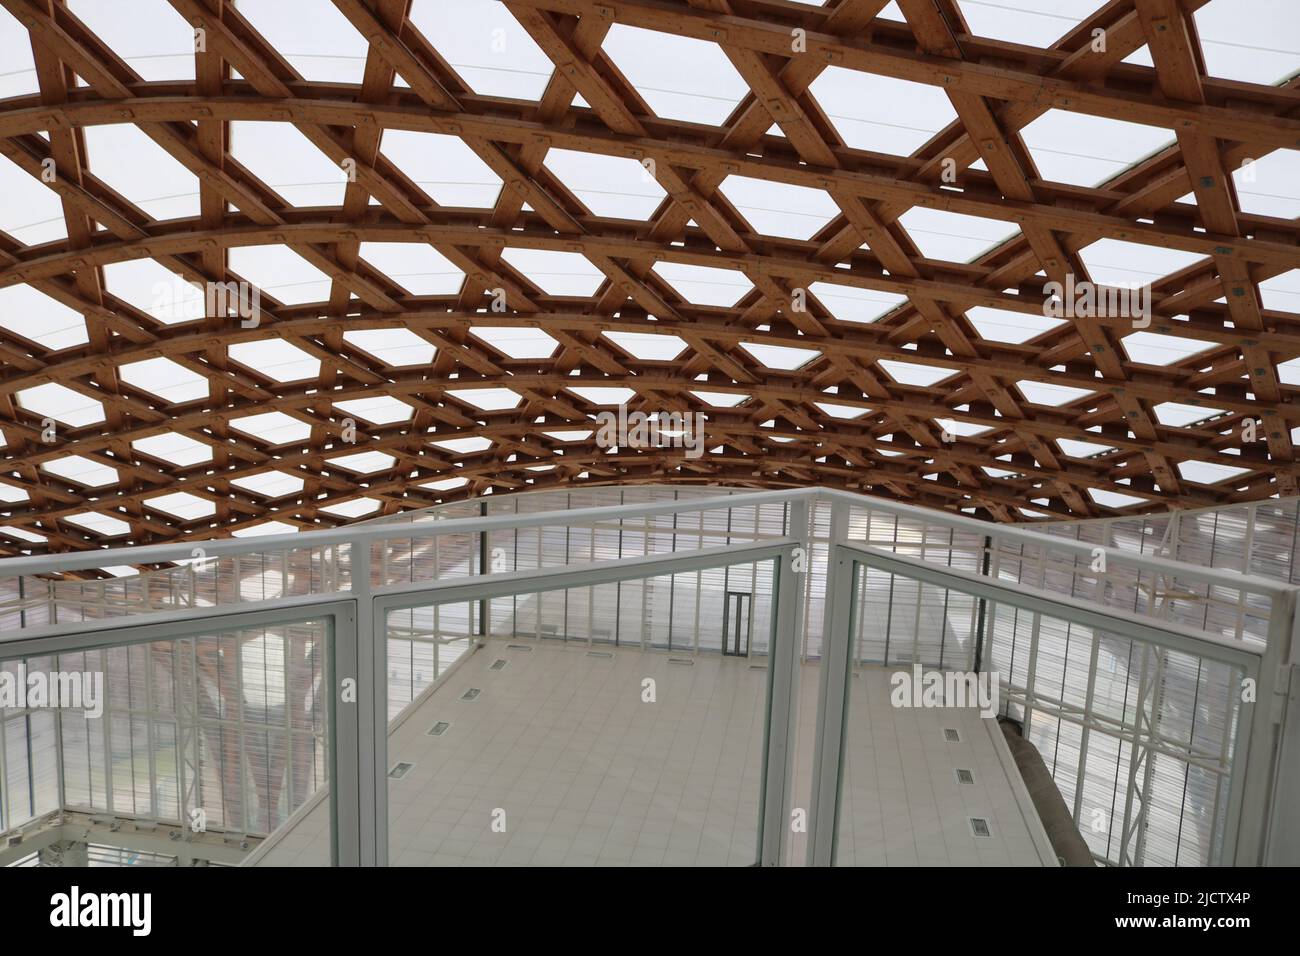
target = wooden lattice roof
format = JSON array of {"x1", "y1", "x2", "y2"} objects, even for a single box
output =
[{"x1": 0, "y1": 0, "x2": 1298, "y2": 557}]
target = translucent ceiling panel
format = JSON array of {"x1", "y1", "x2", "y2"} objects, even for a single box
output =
[
  {"x1": 408, "y1": 0, "x2": 554, "y2": 100},
  {"x1": 379, "y1": 130, "x2": 504, "y2": 208},
  {"x1": 0, "y1": 153, "x2": 67, "y2": 247},
  {"x1": 601, "y1": 26, "x2": 748, "y2": 126},
  {"x1": 68, "y1": 0, "x2": 195, "y2": 81},
  {"x1": 234, "y1": 0, "x2": 368, "y2": 83},
  {"x1": 229, "y1": 245, "x2": 333, "y2": 305},
  {"x1": 896, "y1": 208, "x2": 1018, "y2": 263},
  {"x1": 0, "y1": 5, "x2": 37, "y2": 99},
  {"x1": 718, "y1": 176, "x2": 840, "y2": 241},
  {"x1": 83, "y1": 124, "x2": 200, "y2": 221},
  {"x1": 358, "y1": 242, "x2": 464, "y2": 296},
  {"x1": 1194, "y1": 0, "x2": 1300, "y2": 85},
  {"x1": 0, "y1": 285, "x2": 88, "y2": 351},
  {"x1": 230, "y1": 122, "x2": 348, "y2": 208},
  {"x1": 543, "y1": 149, "x2": 666, "y2": 219},
  {"x1": 1021, "y1": 111, "x2": 1174, "y2": 188},
  {"x1": 956, "y1": 0, "x2": 1098, "y2": 48},
  {"x1": 809, "y1": 69, "x2": 958, "y2": 155}
]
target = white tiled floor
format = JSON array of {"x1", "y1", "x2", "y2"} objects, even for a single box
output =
[{"x1": 254, "y1": 640, "x2": 1052, "y2": 867}]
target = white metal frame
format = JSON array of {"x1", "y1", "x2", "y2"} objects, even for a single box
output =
[{"x1": 2, "y1": 486, "x2": 1296, "y2": 867}]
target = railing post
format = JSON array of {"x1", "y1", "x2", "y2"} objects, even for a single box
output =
[
  {"x1": 350, "y1": 542, "x2": 386, "y2": 866},
  {"x1": 808, "y1": 528, "x2": 854, "y2": 867},
  {"x1": 1233, "y1": 587, "x2": 1297, "y2": 863},
  {"x1": 759, "y1": 499, "x2": 807, "y2": 866}
]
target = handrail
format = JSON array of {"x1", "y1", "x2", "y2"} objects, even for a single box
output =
[{"x1": 2, "y1": 484, "x2": 1293, "y2": 601}]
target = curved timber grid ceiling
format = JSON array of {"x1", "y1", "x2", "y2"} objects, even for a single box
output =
[{"x1": 0, "y1": 0, "x2": 1297, "y2": 562}]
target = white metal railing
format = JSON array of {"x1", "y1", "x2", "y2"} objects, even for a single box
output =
[{"x1": 1, "y1": 486, "x2": 1295, "y2": 867}]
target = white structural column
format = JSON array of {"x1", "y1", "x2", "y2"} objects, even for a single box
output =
[
  {"x1": 760, "y1": 500, "x2": 808, "y2": 866},
  {"x1": 352, "y1": 541, "x2": 385, "y2": 867},
  {"x1": 808, "y1": 503, "x2": 854, "y2": 867}
]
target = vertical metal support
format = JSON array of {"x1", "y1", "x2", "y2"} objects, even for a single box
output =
[
  {"x1": 1232, "y1": 587, "x2": 1296, "y2": 863},
  {"x1": 973, "y1": 535, "x2": 992, "y2": 674},
  {"x1": 351, "y1": 544, "x2": 385, "y2": 866},
  {"x1": 808, "y1": 541, "x2": 856, "y2": 867},
  {"x1": 759, "y1": 502, "x2": 807, "y2": 866},
  {"x1": 477, "y1": 500, "x2": 489, "y2": 640},
  {"x1": 330, "y1": 600, "x2": 362, "y2": 867},
  {"x1": 1265, "y1": 659, "x2": 1300, "y2": 863}
]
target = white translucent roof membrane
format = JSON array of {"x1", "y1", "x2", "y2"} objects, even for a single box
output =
[
  {"x1": 1122, "y1": 331, "x2": 1216, "y2": 366},
  {"x1": 808, "y1": 283, "x2": 907, "y2": 324},
  {"x1": 229, "y1": 245, "x2": 333, "y2": 305},
  {"x1": 446, "y1": 387, "x2": 521, "y2": 411},
  {"x1": 717, "y1": 176, "x2": 840, "y2": 241},
  {"x1": 228, "y1": 340, "x2": 321, "y2": 382},
  {"x1": 1262, "y1": 270, "x2": 1300, "y2": 315},
  {"x1": 896, "y1": 208, "x2": 1018, "y2": 262},
  {"x1": 877, "y1": 359, "x2": 954, "y2": 387},
  {"x1": 145, "y1": 492, "x2": 215, "y2": 521},
  {"x1": 379, "y1": 130, "x2": 504, "y2": 207},
  {"x1": 498, "y1": 249, "x2": 605, "y2": 297},
  {"x1": 357, "y1": 243, "x2": 465, "y2": 296},
  {"x1": 16, "y1": 382, "x2": 103, "y2": 427},
  {"x1": 543, "y1": 149, "x2": 666, "y2": 219},
  {"x1": 601, "y1": 330, "x2": 685, "y2": 361},
  {"x1": 965, "y1": 307, "x2": 1065, "y2": 344},
  {"x1": 740, "y1": 342, "x2": 820, "y2": 371},
  {"x1": 1193, "y1": 0, "x2": 1300, "y2": 84},
  {"x1": 1154, "y1": 402, "x2": 1226, "y2": 427},
  {"x1": 334, "y1": 397, "x2": 414, "y2": 425},
  {"x1": 408, "y1": 0, "x2": 553, "y2": 100},
  {"x1": 68, "y1": 0, "x2": 194, "y2": 82},
  {"x1": 651, "y1": 262, "x2": 752, "y2": 307},
  {"x1": 230, "y1": 122, "x2": 348, "y2": 208},
  {"x1": 469, "y1": 327, "x2": 558, "y2": 359},
  {"x1": 1232, "y1": 150, "x2": 1300, "y2": 220},
  {"x1": 119, "y1": 357, "x2": 209, "y2": 404},
  {"x1": 1016, "y1": 381, "x2": 1095, "y2": 406},
  {"x1": 809, "y1": 70, "x2": 958, "y2": 156},
  {"x1": 132, "y1": 432, "x2": 212, "y2": 467},
  {"x1": 0, "y1": 153, "x2": 67, "y2": 247},
  {"x1": 1020, "y1": 111, "x2": 1175, "y2": 188},
  {"x1": 343, "y1": 328, "x2": 437, "y2": 367},
  {"x1": 0, "y1": 5, "x2": 38, "y2": 99},
  {"x1": 103, "y1": 260, "x2": 205, "y2": 326},
  {"x1": 956, "y1": 0, "x2": 1098, "y2": 48},
  {"x1": 83, "y1": 124, "x2": 200, "y2": 221},
  {"x1": 0, "y1": 285, "x2": 87, "y2": 351},
  {"x1": 601, "y1": 26, "x2": 748, "y2": 126},
  {"x1": 232, "y1": 470, "x2": 305, "y2": 497},
  {"x1": 233, "y1": 520, "x2": 299, "y2": 538},
  {"x1": 1077, "y1": 239, "x2": 1205, "y2": 288},
  {"x1": 229, "y1": 411, "x2": 312, "y2": 445},
  {"x1": 41, "y1": 455, "x2": 118, "y2": 488},
  {"x1": 234, "y1": 0, "x2": 368, "y2": 84}
]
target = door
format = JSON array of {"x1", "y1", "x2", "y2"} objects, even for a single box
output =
[{"x1": 723, "y1": 591, "x2": 752, "y2": 657}]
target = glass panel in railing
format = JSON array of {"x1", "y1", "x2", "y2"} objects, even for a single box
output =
[
  {"x1": 381, "y1": 559, "x2": 778, "y2": 866},
  {"x1": 2, "y1": 617, "x2": 334, "y2": 868}
]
